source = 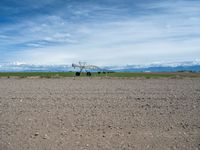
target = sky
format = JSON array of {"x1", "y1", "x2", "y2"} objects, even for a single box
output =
[{"x1": 0, "y1": 0, "x2": 200, "y2": 66}]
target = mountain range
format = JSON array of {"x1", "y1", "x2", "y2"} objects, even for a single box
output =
[{"x1": 0, "y1": 61, "x2": 200, "y2": 72}]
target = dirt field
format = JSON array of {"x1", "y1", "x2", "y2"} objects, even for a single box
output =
[{"x1": 0, "y1": 78, "x2": 200, "y2": 150}]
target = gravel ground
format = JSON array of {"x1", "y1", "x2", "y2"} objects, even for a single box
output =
[{"x1": 0, "y1": 78, "x2": 200, "y2": 150}]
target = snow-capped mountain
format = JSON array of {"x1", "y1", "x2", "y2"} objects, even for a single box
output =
[
  {"x1": 102, "y1": 60, "x2": 200, "y2": 72},
  {"x1": 0, "y1": 63, "x2": 72, "y2": 72},
  {"x1": 0, "y1": 60, "x2": 200, "y2": 72}
]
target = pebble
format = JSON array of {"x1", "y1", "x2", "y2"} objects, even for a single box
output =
[
  {"x1": 34, "y1": 132, "x2": 39, "y2": 136},
  {"x1": 43, "y1": 134, "x2": 48, "y2": 139}
]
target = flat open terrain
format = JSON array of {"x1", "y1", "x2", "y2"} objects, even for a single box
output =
[
  {"x1": 0, "y1": 78, "x2": 200, "y2": 150},
  {"x1": 0, "y1": 72, "x2": 200, "y2": 78}
]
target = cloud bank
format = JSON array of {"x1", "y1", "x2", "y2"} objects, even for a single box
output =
[{"x1": 0, "y1": 0, "x2": 200, "y2": 65}]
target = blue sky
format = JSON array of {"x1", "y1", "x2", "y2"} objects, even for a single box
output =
[{"x1": 0, "y1": 0, "x2": 200, "y2": 65}]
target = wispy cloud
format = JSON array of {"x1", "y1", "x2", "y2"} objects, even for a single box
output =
[{"x1": 0, "y1": 0, "x2": 200, "y2": 65}]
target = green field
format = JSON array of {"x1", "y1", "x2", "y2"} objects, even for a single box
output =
[{"x1": 0, "y1": 72, "x2": 200, "y2": 78}]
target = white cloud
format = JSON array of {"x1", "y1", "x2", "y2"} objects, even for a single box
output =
[{"x1": 1, "y1": 0, "x2": 200, "y2": 65}]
